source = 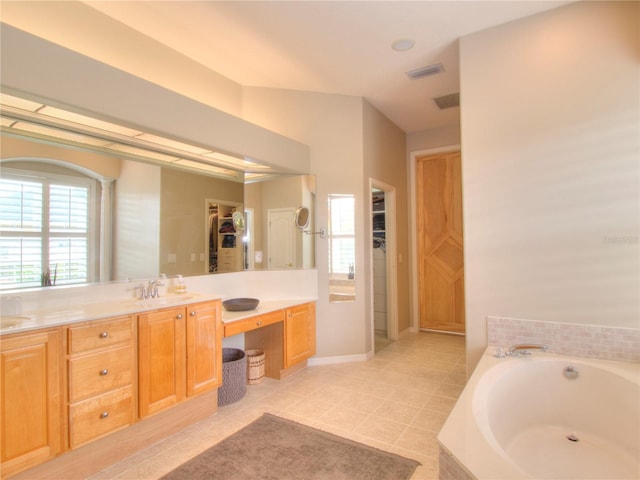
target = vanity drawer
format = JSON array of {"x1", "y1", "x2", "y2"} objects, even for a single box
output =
[
  {"x1": 68, "y1": 316, "x2": 133, "y2": 354},
  {"x1": 69, "y1": 385, "x2": 134, "y2": 449},
  {"x1": 224, "y1": 309, "x2": 285, "y2": 337},
  {"x1": 68, "y1": 345, "x2": 134, "y2": 402}
]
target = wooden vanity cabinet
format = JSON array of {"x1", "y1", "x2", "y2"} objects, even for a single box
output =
[
  {"x1": 186, "y1": 300, "x2": 222, "y2": 397},
  {"x1": 138, "y1": 300, "x2": 221, "y2": 418},
  {"x1": 67, "y1": 316, "x2": 135, "y2": 449},
  {"x1": 284, "y1": 302, "x2": 316, "y2": 368},
  {"x1": 242, "y1": 302, "x2": 316, "y2": 379},
  {"x1": 138, "y1": 306, "x2": 186, "y2": 418},
  {"x1": 1, "y1": 328, "x2": 63, "y2": 478}
]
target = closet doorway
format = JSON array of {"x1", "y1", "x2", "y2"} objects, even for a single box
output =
[
  {"x1": 370, "y1": 179, "x2": 398, "y2": 352},
  {"x1": 206, "y1": 199, "x2": 244, "y2": 274},
  {"x1": 415, "y1": 150, "x2": 465, "y2": 334}
]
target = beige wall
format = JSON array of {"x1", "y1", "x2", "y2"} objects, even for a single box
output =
[
  {"x1": 1, "y1": 1, "x2": 243, "y2": 117},
  {"x1": 460, "y1": 1, "x2": 639, "y2": 372},
  {"x1": 113, "y1": 161, "x2": 161, "y2": 280},
  {"x1": 406, "y1": 125, "x2": 460, "y2": 154},
  {"x1": 362, "y1": 100, "x2": 410, "y2": 343},
  {"x1": 0, "y1": 135, "x2": 122, "y2": 179},
  {"x1": 244, "y1": 182, "x2": 265, "y2": 269},
  {"x1": 160, "y1": 168, "x2": 243, "y2": 276},
  {"x1": 242, "y1": 87, "x2": 369, "y2": 357}
]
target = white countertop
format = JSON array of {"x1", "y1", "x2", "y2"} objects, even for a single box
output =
[
  {"x1": 1, "y1": 294, "x2": 315, "y2": 335},
  {"x1": 221, "y1": 299, "x2": 315, "y2": 323}
]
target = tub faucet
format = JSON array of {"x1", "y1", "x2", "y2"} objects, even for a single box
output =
[{"x1": 508, "y1": 344, "x2": 548, "y2": 356}]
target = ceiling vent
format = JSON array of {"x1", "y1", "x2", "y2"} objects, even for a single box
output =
[
  {"x1": 405, "y1": 63, "x2": 443, "y2": 80},
  {"x1": 433, "y1": 92, "x2": 460, "y2": 110}
]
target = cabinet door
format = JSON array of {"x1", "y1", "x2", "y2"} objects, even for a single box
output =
[
  {"x1": 138, "y1": 307, "x2": 186, "y2": 418},
  {"x1": 1, "y1": 329, "x2": 62, "y2": 477},
  {"x1": 284, "y1": 303, "x2": 316, "y2": 368},
  {"x1": 186, "y1": 301, "x2": 222, "y2": 396}
]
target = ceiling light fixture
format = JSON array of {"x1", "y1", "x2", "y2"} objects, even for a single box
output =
[{"x1": 391, "y1": 39, "x2": 415, "y2": 52}]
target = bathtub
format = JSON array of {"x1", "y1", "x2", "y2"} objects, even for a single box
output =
[{"x1": 438, "y1": 348, "x2": 640, "y2": 480}]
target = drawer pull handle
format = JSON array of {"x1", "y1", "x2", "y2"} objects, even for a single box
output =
[
  {"x1": 100, "y1": 412, "x2": 109, "y2": 419},
  {"x1": 176, "y1": 314, "x2": 183, "y2": 320},
  {"x1": 190, "y1": 311, "x2": 196, "y2": 316},
  {"x1": 100, "y1": 369, "x2": 109, "y2": 376},
  {"x1": 99, "y1": 332, "x2": 109, "y2": 338},
  {"x1": 256, "y1": 321, "x2": 262, "y2": 326}
]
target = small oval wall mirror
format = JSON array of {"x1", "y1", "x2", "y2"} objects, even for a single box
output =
[
  {"x1": 232, "y1": 211, "x2": 246, "y2": 231},
  {"x1": 295, "y1": 206, "x2": 310, "y2": 230}
]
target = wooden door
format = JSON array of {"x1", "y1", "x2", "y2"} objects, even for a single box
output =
[
  {"x1": 186, "y1": 301, "x2": 222, "y2": 396},
  {"x1": 138, "y1": 307, "x2": 186, "y2": 417},
  {"x1": 1, "y1": 329, "x2": 62, "y2": 477},
  {"x1": 416, "y1": 151, "x2": 465, "y2": 334}
]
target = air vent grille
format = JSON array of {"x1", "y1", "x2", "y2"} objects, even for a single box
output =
[
  {"x1": 405, "y1": 63, "x2": 443, "y2": 80},
  {"x1": 433, "y1": 93, "x2": 460, "y2": 110}
]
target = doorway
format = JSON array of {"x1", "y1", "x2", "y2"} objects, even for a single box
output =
[{"x1": 369, "y1": 179, "x2": 398, "y2": 352}]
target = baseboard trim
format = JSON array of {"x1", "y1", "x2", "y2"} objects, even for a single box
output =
[{"x1": 308, "y1": 351, "x2": 372, "y2": 366}]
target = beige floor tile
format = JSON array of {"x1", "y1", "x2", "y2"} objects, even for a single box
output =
[
  {"x1": 316, "y1": 404, "x2": 370, "y2": 431},
  {"x1": 394, "y1": 425, "x2": 440, "y2": 457},
  {"x1": 411, "y1": 408, "x2": 450, "y2": 433},
  {"x1": 424, "y1": 394, "x2": 458, "y2": 414},
  {"x1": 285, "y1": 396, "x2": 334, "y2": 420},
  {"x1": 87, "y1": 332, "x2": 466, "y2": 480},
  {"x1": 340, "y1": 391, "x2": 384, "y2": 413},
  {"x1": 354, "y1": 415, "x2": 408, "y2": 444},
  {"x1": 373, "y1": 399, "x2": 419, "y2": 424}
]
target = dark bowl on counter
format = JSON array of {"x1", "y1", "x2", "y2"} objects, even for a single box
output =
[{"x1": 222, "y1": 298, "x2": 260, "y2": 312}]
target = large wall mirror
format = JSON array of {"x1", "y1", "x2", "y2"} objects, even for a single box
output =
[{"x1": 0, "y1": 131, "x2": 316, "y2": 291}]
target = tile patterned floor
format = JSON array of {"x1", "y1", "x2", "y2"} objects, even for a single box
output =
[{"x1": 89, "y1": 332, "x2": 466, "y2": 480}]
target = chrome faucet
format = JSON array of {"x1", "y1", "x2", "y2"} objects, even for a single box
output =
[
  {"x1": 147, "y1": 279, "x2": 163, "y2": 298},
  {"x1": 135, "y1": 279, "x2": 164, "y2": 299},
  {"x1": 507, "y1": 343, "x2": 548, "y2": 356}
]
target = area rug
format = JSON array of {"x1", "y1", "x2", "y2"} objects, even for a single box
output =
[{"x1": 160, "y1": 413, "x2": 420, "y2": 480}]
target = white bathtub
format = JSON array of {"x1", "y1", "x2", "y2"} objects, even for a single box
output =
[{"x1": 438, "y1": 349, "x2": 640, "y2": 479}]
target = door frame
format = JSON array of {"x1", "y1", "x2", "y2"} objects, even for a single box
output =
[
  {"x1": 408, "y1": 145, "x2": 461, "y2": 332},
  {"x1": 368, "y1": 178, "x2": 398, "y2": 345}
]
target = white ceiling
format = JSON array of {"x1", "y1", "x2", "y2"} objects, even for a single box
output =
[{"x1": 84, "y1": 1, "x2": 569, "y2": 133}]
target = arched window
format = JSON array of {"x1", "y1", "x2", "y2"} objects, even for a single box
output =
[{"x1": 0, "y1": 166, "x2": 97, "y2": 289}]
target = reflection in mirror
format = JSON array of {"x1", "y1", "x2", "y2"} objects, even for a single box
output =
[
  {"x1": 205, "y1": 200, "x2": 243, "y2": 274},
  {"x1": 295, "y1": 207, "x2": 310, "y2": 230},
  {"x1": 328, "y1": 194, "x2": 356, "y2": 302},
  {"x1": 0, "y1": 131, "x2": 316, "y2": 291},
  {"x1": 244, "y1": 175, "x2": 316, "y2": 270},
  {"x1": 232, "y1": 211, "x2": 246, "y2": 232}
]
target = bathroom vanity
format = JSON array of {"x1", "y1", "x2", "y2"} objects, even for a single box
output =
[{"x1": 0, "y1": 296, "x2": 316, "y2": 480}]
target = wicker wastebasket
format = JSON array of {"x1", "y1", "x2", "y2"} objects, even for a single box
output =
[
  {"x1": 245, "y1": 349, "x2": 265, "y2": 384},
  {"x1": 218, "y1": 348, "x2": 247, "y2": 406}
]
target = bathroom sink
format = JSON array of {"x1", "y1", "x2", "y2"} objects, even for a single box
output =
[{"x1": 0, "y1": 315, "x2": 30, "y2": 329}]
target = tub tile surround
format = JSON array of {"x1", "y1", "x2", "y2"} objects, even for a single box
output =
[{"x1": 487, "y1": 316, "x2": 640, "y2": 363}]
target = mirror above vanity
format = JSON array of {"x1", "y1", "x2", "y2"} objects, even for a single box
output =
[
  {"x1": 0, "y1": 129, "x2": 316, "y2": 291},
  {"x1": 0, "y1": 23, "x2": 315, "y2": 290},
  {"x1": 0, "y1": 23, "x2": 317, "y2": 291}
]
